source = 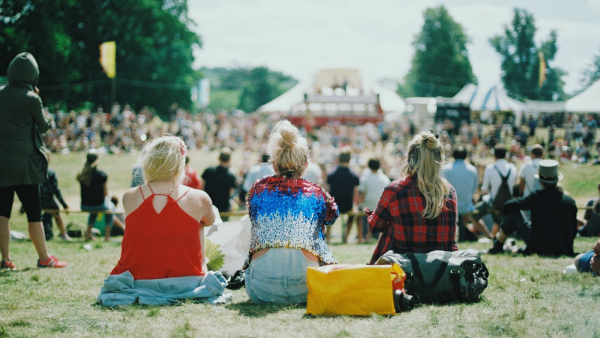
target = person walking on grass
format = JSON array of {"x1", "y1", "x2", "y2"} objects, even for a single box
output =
[
  {"x1": 0, "y1": 53, "x2": 67, "y2": 270},
  {"x1": 77, "y1": 149, "x2": 114, "y2": 242},
  {"x1": 488, "y1": 160, "x2": 577, "y2": 256},
  {"x1": 367, "y1": 131, "x2": 458, "y2": 264}
]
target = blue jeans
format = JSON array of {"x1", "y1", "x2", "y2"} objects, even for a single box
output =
[
  {"x1": 81, "y1": 200, "x2": 114, "y2": 227},
  {"x1": 245, "y1": 248, "x2": 319, "y2": 305}
]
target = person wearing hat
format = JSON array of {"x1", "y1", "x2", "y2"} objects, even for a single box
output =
[
  {"x1": 488, "y1": 160, "x2": 578, "y2": 256},
  {"x1": 0, "y1": 53, "x2": 67, "y2": 270},
  {"x1": 77, "y1": 150, "x2": 113, "y2": 241}
]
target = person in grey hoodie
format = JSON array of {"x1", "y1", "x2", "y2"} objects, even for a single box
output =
[{"x1": 0, "y1": 53, "x2": 67, "y2": 270}]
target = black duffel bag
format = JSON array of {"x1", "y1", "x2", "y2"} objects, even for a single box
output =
[{"x1": 374, "y1": 249, "x2": 489, "y2": 304}]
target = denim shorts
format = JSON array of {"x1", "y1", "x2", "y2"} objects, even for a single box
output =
[
  {"x1": 577, "y1": 250, "x2": 595, "y2": 273},
  {"x1": 245, "y1": 248, "x2": 319, "y2": 305},
  {"x1": 81, "y1": 199, "x2": 114, "y2": 227}
]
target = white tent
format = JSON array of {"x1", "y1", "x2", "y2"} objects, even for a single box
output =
[
  {"x1": 373, "y1": 86, "x2": 406, "y2": 114},
  {"x1": 257, "y1": 82, "x2": 308, "y2": 113},
  {"x1": 565, "y1": 80, "x2": 600, "y2": 113},
  {"x1": 453, "y1": 84, "x2": 525, "y2": 112}
]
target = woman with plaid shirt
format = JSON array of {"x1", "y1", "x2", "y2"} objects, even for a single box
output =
[{"x1": 366, "y1": 131, "x2": 458, "y2": 264}]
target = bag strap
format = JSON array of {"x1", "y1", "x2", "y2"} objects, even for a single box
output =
[
  {"x1": 405, "y1": 251, "x2": 452, "y2": 290},
  {"x1": 450, "y1": 269, "x2": 465, "y2": 302},
  {"x1": 493, "y1": 166, "x2": 510, "y2": 181}
]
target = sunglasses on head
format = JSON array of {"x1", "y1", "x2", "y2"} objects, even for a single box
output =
[{"x1": 429, "y1": 130, "x2": 439, "y2": 139}]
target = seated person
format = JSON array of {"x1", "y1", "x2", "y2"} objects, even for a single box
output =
[
  {"x1": 244, "y1": 120, "x2": 339, "y2": 305},
  {"x1": 488, "y1": 160, "x2": 578, "y2": 256},
  {"x1": 367, "y1": 131, "x2": 458, "y2": 264},
  {"x1": 98, "y1": 136, "x2": 228, "y2": 306},
  {"x1": 575, "y1": 239, "x2": 600, "y2": 275},
  {"x1": 578, "y1": 184, "x2": 600, "y2": 237}
]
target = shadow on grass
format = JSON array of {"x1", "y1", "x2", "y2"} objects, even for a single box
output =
[
  {"x1": 225, "y1": 300, "x2": 305, "y2": 317},
  {"x1": 0, "y1": 267, "x2": 35, "y2": 276}
]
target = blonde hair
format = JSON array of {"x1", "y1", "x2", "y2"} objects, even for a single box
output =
[
  {"x1": 140, "y1": 135, "x2": 186, "y2": 185},
  {"x1": 402, "y1": 131, "x2": 449, "y2": 219},
  {"x1": 267, "y1": 120, "x2": 309, "y2": 178}
]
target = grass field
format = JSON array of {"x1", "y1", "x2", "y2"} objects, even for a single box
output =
[{"x1": 1, "y1": 150, "x2": 600, "y2": 337}]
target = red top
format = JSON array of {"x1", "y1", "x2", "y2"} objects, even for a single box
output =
[
  {"x1": 110, "y1": 185, "x2": 204, "y2": 279},
  {"x1": 184, "y1": 167, "x2": 202, "y2": 190}
]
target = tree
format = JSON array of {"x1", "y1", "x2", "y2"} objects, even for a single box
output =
[
  {"x1": 0, "y1": 0, "x2": 201, "y2": 116},
  {"x1": 238, "y1": 67, "x2": 275, "y2": 113},
  {"x1": 489, "y1": 8, "x2": 566, "y2": 100},
  {"x1": 399, "y1": 5, "x2": 475, "y2": 98},
  {"x1": 580, "y1": 48, "x2": 600, "y2": 91}
]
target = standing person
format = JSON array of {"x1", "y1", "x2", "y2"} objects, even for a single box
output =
[
  {"x1": 518, "y1": 144, "x2": 544, "y2": 198},
  {"x1": 578, "y1": 184, "x2": 600, "y2": 237},
  {"x1": 488, "y1": 160, "x2": 577, "y2": 256},
  {"x1": 358, "y1": 158, "x2": 390, "y2": 242},
  {"x1": 471, "y1": 145, "x2": 517, "y2": 237},
  {"x1": 367, "y1": 131, "x2": 458, "y2": 264},
  {"x1": 98, "y1": 136, "x2": 221, "y2": 305},
  {"x1": 183, "y1": 156, "x2": 202, "y2": 190},
  {"x1": 0, "y1": 52, "x2": 67, "y2": 269},
  {"x1": 242, "y1": 153, "x2": 275, "y2": 201},
  {"x1": 201, "y1": 148, "x2": 236, "y2": 221},
  {"x1": 77, "y1": 150, "x2": 114, "y2": 241},
  {"x1": 442, "y1": 145, "x2": 491, "y2": 240},
  {"x1": 40, "y1": 163, "x2": 71, "y2": 241},
  {"x1": 244, "y1": 120, "x2": 338, "y2": 305},
  {"x1": 326, "y1": 147, "x2": 359, "y2": 243}
]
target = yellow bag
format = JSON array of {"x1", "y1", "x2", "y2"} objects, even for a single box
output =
[{"x1": 306, "y1": 264, "x2": 405, "y2": 316}]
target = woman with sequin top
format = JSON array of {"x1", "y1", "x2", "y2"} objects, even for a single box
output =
[{"x1": 244, "y1": 120, "x2": 339, "y2": 305}]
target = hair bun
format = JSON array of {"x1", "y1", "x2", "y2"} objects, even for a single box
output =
[
  {"x1": 422, "y1": 133, "x2": 437, "y2": 149},
  {"x1": 279, "y1": 128, "x2": 297, "y2": 149}
]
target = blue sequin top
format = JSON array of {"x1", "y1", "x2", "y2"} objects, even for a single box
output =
[{"x1": 244, "y1": 176, "x2": 339, "y2": 269}]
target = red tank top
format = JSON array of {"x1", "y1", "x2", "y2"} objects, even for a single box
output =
[{"x1": 110, "y1": 185, "x2": 204, "y2": 279}]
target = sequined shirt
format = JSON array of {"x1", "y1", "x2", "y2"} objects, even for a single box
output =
[{"x1": 244, "y1": 176, "x2": 339, "y2": 269}]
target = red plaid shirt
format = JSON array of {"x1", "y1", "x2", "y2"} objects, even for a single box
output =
[{"x1": 367, "y1": 175, "x2": 458, "y2": 264}]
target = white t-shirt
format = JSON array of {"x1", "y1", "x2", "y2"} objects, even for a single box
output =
[
  {"x1": 243, "y1": 163, "x2": 275, "y2": 192},
  {"x1": 518, "y1": 158, "x2": 542, "y2": 198},
  {"x1": 481, "y1": 159, "x2": 517, "y2": 200},
  {"x1": 359, "y1": 170, "x2": 391, "y2": 210},
  {"x1": 303, "y1": 162, "x2": 323, "y2": 185}
]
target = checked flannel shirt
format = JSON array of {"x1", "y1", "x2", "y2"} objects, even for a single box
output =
[{"x1": 367, "y1": 175, "x2": 458, "y2": 264}]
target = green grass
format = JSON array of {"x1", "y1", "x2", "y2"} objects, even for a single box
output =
[{"x1": 2, "y1": 150, "x2": 600, "y2": 337}]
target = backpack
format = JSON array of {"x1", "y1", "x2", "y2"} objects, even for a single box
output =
[
  {"x1": 374, "y1": 249, "x2": 489, "y2": 304},
  {"x1": 492, "y1": 166, "x2": 512, "y2": 212}
]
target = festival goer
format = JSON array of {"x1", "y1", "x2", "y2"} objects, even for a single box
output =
[
  {"x1": 358, "y1": 158, "x2": 390, "y2": 242},
  {"x1": 241, "y1": 153, "x2": 275, "y2": 202},
  {"x1": 488, "y1": 160, "x2": 578, "y2": 256},
  {"x1": 201, "y1": 148, "x2": 236, "y2": 221},
  {"x1": 99, "y1": 136, "x2": 225, "y2": 305},
  {"x1": 442, "y1": 145, "x2": 490, "y2": 240},
  {"x1": 40, "y1": 163, "x2": 71, "y2": 241},
  {"x1": 577, "y1": 183, "x2": 600, "y2": 237},
  {"x1": 518, "y1": 144, "x2": 544, "y2": 198},
  {"x1": 183, "y1": 156, "x2": 202, "y2": 190},
  {"x1": 0, "y1": 52, "x2": 67, "y2": 269},
  {"x1": 326, "y1": 147, "x2": 359, "y2": 243},
  {"x1": 77, "y1": 150, "x2": 114, "y2": 241},
  {"x1": 574, "y1": 238, "x2": 600, "y2": 275},
  {"x1": 244, "y1": 120, "x2": 338, "y2": 305},
  {"x1": 367, "y1": 131, "x2": 458, "y2": 264},
  {"x1": 471, "y1": 145, "x2": 517, "y2": 236}
]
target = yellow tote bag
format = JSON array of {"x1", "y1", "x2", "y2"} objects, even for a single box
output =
[{"x1": 306, "y1": 264, "x2": 404, "y2": 316}]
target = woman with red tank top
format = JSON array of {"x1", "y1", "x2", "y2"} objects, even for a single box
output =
[{"x1": 98, "y1": 136, "x2": 230, "y2": 306}]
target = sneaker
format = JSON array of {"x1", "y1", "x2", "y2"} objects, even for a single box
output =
[
  {"x1": 60, "y1": 234, "x2": 73, "y2": 242},
  {"x1": 37, "y1": 255, "x2": 68, "y2": 268},
  {"x1": 487, "y1": 240, "x2": 505, "y2": 255},
  {"x1": 1, "y1": 260, "x2": 16, "y2": 270}
]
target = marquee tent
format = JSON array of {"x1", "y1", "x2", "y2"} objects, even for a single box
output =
[
  {"x1": 453, "y1": 84, "x2": 525, "y2": 113},
  {"x1": 565, "y1": 80, "x2": 600, "y2": 113}
]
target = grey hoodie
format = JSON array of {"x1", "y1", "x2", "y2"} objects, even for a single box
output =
[{"x1": 0, "y1": 52, "x2": 50, "y2": 188}]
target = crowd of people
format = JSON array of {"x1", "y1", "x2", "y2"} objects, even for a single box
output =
[{"x1": 1, "y1": 53, "x2": 599, "y2": 309}]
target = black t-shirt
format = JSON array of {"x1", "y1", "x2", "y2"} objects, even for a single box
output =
[
  {"x1": 80, "y1": 169, "x2": 107, "y2": 206},
  {"x1": 202, "y1": 165, "x2": 236, "y2": 212},
  {"x1": 327, "y1": 166, "x2": 359, "y2": 213}
]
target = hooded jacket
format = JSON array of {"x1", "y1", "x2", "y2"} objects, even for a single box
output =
[{"x1": 0, "y1": 52, "x2": 50, "y2": 188}]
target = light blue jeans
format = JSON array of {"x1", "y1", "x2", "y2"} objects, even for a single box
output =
[
  {"x1": 245, "y1": 248, "x2": 319, "y2": 305},
  {"x1": 81, "y1": 199, "x2": 114, "y2": 227}
]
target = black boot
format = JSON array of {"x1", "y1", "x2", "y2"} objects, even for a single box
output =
[{"x1": 487, "y1": 239, "x2": 504, "y2": 254}]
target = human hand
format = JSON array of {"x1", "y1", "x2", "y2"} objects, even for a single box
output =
[
  {"x1": 591, "y1": 255, "x2": 600, "y2": 274},
  {"x1": 593, "y1": 239, "x2": 600, "y2": 256},
  {"x1": 34, "y1": 87, "x2": 39, "y2": 95},
  {"x1": 64, "y1": 206, "x2": 70, "y2": 215}
]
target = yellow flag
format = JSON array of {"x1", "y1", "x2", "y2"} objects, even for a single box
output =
[
  {"x1": 99, "y1": 41, "x2": 116, "y2": 79},
  {"x1": 538, "y1": 51, "x2": 546, "y2": 88}
]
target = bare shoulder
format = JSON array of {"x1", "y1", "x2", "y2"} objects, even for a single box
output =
[
  {"x1": 122, "y1": 187, "x2": 140, "y2": 202},
  {"x1": 187, "y1": 188, "x2": 212, "y2": 204}
]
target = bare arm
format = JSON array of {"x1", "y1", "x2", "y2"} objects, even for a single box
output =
[{"x1": 103, "y1": 182, "x2": 108, "y2": 198}]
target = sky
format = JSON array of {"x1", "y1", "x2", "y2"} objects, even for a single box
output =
[{"x1": 187, "y1": 0, "x2": 600, "y2": 96}]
